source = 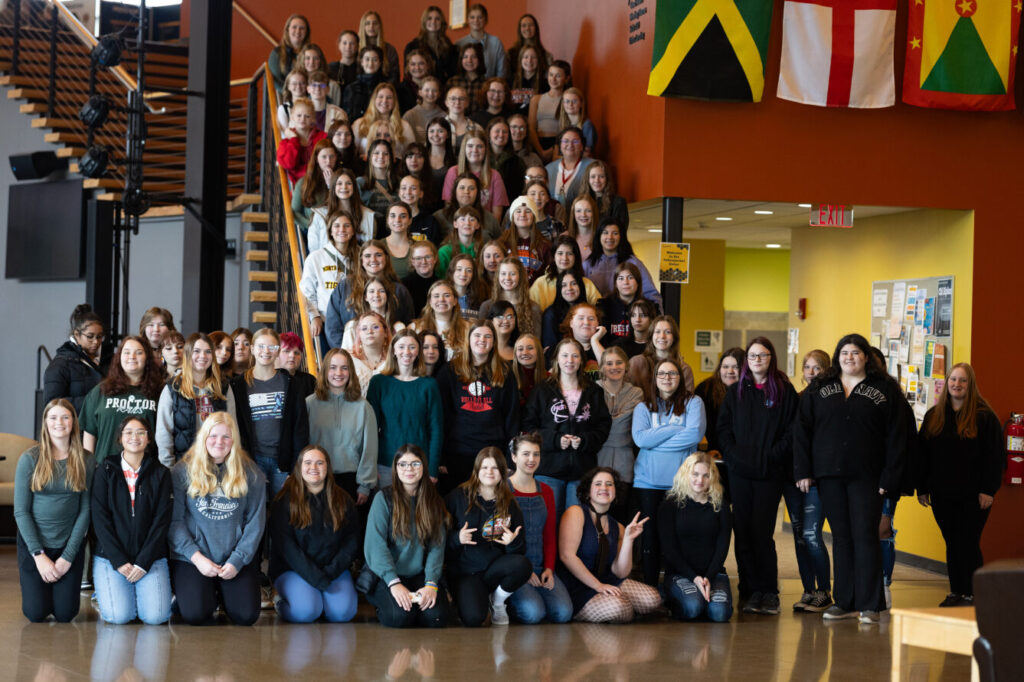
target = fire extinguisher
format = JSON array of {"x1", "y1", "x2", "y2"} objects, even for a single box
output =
[{"x1": 1007, "y1": 413, "x2": 1024, "y2": 485}]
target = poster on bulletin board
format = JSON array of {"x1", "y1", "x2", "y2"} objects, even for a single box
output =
[{"x1": 871, "y1": 276, "x2": 954, "y2": 427}]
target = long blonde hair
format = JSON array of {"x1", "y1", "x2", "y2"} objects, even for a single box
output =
[
  {"x1": 922, "y1": 362, "x2": 993, "y2": 440},
  {"x1": 666, "y1": 452, "x2": 723, "y2": 511},
  {"x1": 184, "y1": 412, "x2": 253, "y2": 499},
  {"x1": 356, "y1": 82, "x2": 404, "y2": 142},
  {"x1": 277, "y1": 14, "x2": 310, "y2": 75},
  {"x1": 174, "y1": 333, "x2": 225, "y2": 400},
  {"x1": 358, "y1": 11, "x2": 391, "y2": 76},
  {"x1": 33, "y1": 399, "x2": 88, "y2": 492}
]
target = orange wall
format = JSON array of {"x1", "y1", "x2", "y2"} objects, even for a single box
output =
[
  {"x1": 533, "y1": 0, "x2": 1024, "y2": 559},
  {"x1": 189, "y1": 1, "x2": 529, "y2": 82}
]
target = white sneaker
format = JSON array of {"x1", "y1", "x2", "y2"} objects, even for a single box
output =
[{"x1": 489, "y1": 594, "x2": 509, "y2": 625}]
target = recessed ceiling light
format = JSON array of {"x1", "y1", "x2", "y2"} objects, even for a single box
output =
[
  {"x1": 798, "y1": 203, "x2": 812, "y2": 208},
  {"x1": 754, "y1": 210, "x2": 773, "y2": 215},
  {"x1": 715, "y1": 216, "x2": 732, "y2": 221},
  {"x1": 765, "y1": 243, "x2": 782, "y2": 249},
  {"x1": 647, "y1": 228, "x2": 661, "y2": 233}
]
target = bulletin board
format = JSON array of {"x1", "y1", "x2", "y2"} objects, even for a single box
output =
[{"x1": 870, "y1": 276, "x2": 954, "y2": 426}]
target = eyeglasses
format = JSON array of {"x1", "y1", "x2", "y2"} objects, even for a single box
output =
[
  {"x1": 396, "y1": 461, "x2": 423, "y2": 470},
  {"x1": 121, "y1": 429, "x2": 147, "y2": 438},
  {"x1": 309, "y1": 83, "x2": 328, "y2": 89},
  {"x1": 447, "y1": 95, "x2": 467, "y2": 102},
  {"x1": 525, "y1": 174, "x2": 545, "y2": 182},
  {"x1": 561, "y1": 139, "x2": 582, "y2": 146},
  {"x1": 255, "y1": 344, "x2": 280, "y2": 352},
  {"x1": 497, "y1": 313, "x2": 516, "y2": 321},
  {"x1": 78, "y1": 331, "x2": 104, "y2": 341},
  {"x1": 656, "y1": 371, "x2": 680, "y2": 378},
  {"x1": 747, "y1": 353, "x2": 771, "y2": 361}
]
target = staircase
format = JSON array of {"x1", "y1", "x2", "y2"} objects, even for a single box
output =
[
  {"x1": 0, "y1": 1, "x2": 315, "y2": 363},
  {"x1": 0, "y1": 0, "x2": 250, "y2": 205}
]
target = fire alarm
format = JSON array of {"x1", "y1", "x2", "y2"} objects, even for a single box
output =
[{"x1": 796, "y1": 298, "x2": 807, "y2": 320}]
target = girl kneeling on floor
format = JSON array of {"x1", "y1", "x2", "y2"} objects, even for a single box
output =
[
  {"x1": 169, "y1": 412, "x2": 266, "y2": 626},
  {"x1": 557, "y1": 467, "x2": 662, "y2": 623},
  {"x1": 658, "y1": 452, "x2": 733, "y2": 622},
  {"x1": 363, "y1": 445, "x2": 450, "y2": 627},
  {"x1": 446, "y1": 447, "x2": 532, "y2": 626},
  {"x1": 270, "y1": 445, "x2": 360, "y2": 623}
]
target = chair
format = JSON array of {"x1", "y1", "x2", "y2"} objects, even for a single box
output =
[
  {"x1": 0, "y1": 433, "x2": 37, "y2": 541},
  {"x1": 973, "y1": 559, "x2": 1024, "y2": 682}
]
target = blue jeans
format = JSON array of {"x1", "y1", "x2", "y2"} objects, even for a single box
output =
[
  {"x1": 93, "y1": 557, "x2": 172, "y2": 625},
  {"x1": 508, "y1": 572, "x2": 574, "y2": 624},
  {"x1": 274, "y1": 570, "x2": 358, "y2": 623},
  {"x1": 881, "y1": 497, "x2": 897, "y2": 586},
  {"x1": 782, "y1": 483, "x2": 831, "y2": 593},
  {"x1": 255, "y1": 455, "x2": 290, "y2": 498},
  {"x1": 666, "y1": 572, "x2": 733, "y2": 622},
  {"x1": 535, "y1": 476, "x2": 579, "y2": 519}
]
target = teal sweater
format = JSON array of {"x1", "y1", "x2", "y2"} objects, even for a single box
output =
[
  {"x1": 13, "y1": 447, "x2": 95, "y2": 561},
  {"x1": 366, "y1": 375, "x2": 444, "y2": 477},
  {"x1": 306, "y1": 392, "x2": 379, "y2": 495},
  {"x1": 363, "y1": 490, "x2": 444, "y2": 584}
]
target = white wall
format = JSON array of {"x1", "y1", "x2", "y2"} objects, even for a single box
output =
[{"x1": 0, "y1": 91, "x2": 247, "y2": 438}]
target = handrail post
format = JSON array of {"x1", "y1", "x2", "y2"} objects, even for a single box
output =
[
  {"x1": 47, "y1": 2, "x2": 59, "y2": 118},
  {"x1": 11, "y1": 0, "x2": 21, "y2": 76}
]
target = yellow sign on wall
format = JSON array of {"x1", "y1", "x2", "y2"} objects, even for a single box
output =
[{"x1": 659, "y1": 242, "x2": 690, "y2": 283}]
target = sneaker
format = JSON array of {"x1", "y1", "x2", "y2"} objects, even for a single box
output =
[
  {"x1": 261, "y1": 585, "x2": 275, "y2": 610},
  {"x1": 80, "y1": 580, "x2": 93, "y2": 592},
  {"x1": 803, "y1": 591, "x2": 833, "y2": 613},
  {"x1": 938, "y1": 593, "x2": 962, "y2": 607},
  {"x1": 960, "y1": 595, "x2": 973, "y2": 606},
  {"x1": 793, "y1": 591, "x2": 814, "y2": 612},
  {"x1": 884, "y1": 584, "x2": 892, "y2": 610},
  {"x1": 822, "y1": 605, "x2": 858, "y2": 621},
  {"x1": 859, "y1": 610, "x2": 880, "y2": 624},
  {"x1": 742, "y1": 592, "x2": 763, "y2": 614},
  {"x1": 759, "y1": 592, "x2": 780, "y2": 615},
  {"x1": 489, "y1": 595, "x2": 509, "y2": 626}
]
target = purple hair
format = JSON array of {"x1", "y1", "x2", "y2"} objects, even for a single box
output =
[{"x1": 737, "y1": 336, "x2": 786, "y2": 408}]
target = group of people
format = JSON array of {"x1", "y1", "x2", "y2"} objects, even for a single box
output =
[
  {"x1": 31, "y1": 297, "x2": 1004, "y2": 628},
  {"x1": 26, "y1": 2, "x2": 1002, "y2": 630}
]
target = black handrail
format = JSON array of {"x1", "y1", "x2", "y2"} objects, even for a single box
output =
[{"x1": 244, "y1": 65, "x2": 265, "y2": 194}]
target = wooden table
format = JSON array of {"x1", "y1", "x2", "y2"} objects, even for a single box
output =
[{"x1": 890, "y1": 607, "x2": 979, "y2": 682}]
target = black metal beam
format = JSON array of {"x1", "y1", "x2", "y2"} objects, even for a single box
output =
[
  {"x1": 182, "y1": 0, "x2": 231, "y2": 332},
  {"x1": 660, "y1": 197, "x2": 684, "y2": 324}
]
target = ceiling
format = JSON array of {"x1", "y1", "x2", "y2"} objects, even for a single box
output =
[{"x1": 628, "y1": 198, "x2": 916, "y2": 249}]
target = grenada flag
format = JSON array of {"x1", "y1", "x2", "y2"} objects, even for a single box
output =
[
  {"x1": 903, "y1": 0, "x2": 1022, "y2": 111},
  {"x1": 647, "y1": 0, "x2": 774, "y2": 102}
]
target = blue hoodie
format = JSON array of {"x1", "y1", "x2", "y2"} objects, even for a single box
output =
[{"x1": 631, "y1": 396, "x2": 706, "y2": 490}]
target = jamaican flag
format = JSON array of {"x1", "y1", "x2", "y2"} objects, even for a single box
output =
[
  {"x1": 647, "y1": 0, "x2": 774, "y2": 102},
  {"x1": 903, "y1": 0, "x2": 1022, "y2": 111}
]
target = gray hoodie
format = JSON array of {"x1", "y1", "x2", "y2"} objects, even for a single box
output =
[{"x1": 168, "y1": 460, "x2": 266, "y2": 568}]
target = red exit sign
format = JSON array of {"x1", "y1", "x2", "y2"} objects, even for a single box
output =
[{"x1": 810, "y1": 204, "x2": 854, "y2": 228}]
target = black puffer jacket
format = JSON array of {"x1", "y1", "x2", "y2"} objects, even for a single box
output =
[
  {"x1": 43, "y1": 341, "x2": 103, "y2": 416},
  {"x1": 717, "y1": 377, "x2": 798, "y2": 481}
]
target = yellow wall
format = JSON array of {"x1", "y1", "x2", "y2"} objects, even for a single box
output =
[
  {"x1": 725, "y1": 248, "x2": 791, "y2": 312},
  {"x1": 679, "y1": 240, "x2": 726, "y2": 385},
  {"x1": 788, "y1": 208, "x2": 974, "y2": 563}
]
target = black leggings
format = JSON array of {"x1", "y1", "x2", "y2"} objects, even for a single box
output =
[
  {"x1": 17, "y1": 535, "x2": 86, "y2": 623},
  {"x1": 730, "y1": 473, "x2": 783, "y2": 596},
  {"x1": 818, "y1": 477, "x2": 884, "y2": 612},
  {"x1": 634, "y1": 487, "x2": 667, "y2": 585},
  {"x1": 449, "y1": 554, "x2": 533, "y2": 627},
  {"x1": 367, "y1": 573, "x2": 450, "y2": 628},
  {"x1": 931, "y1": 496, "x2": 991, "y2": 596},
  {"x1": 171, "y1": 559, "x2": 261, "y2": 625}
]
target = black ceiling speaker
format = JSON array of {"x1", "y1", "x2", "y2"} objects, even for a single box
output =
[{"x1": 9, "y1": 151, "x2": 67, "y2": 180}]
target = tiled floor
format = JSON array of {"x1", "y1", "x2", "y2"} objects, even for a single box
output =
[{"x1": 0, "y1": 528, "x2": 972, "y2": 681}]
